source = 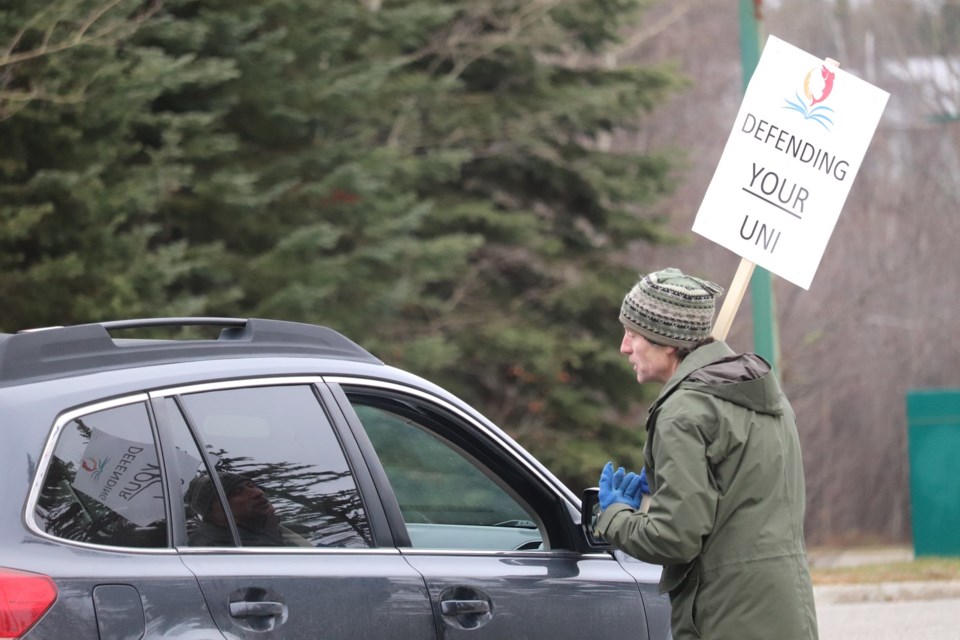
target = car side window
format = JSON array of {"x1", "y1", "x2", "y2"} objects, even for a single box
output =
[
  {"x1": 34, "y1": 401, "x2": 168, "y2": 548},
  {"x1": 169, "y1": 384, "x2": 372, "y2": 548},
  {"x1": 345, "y1": 393, "x2": 544, "y2": 552}
]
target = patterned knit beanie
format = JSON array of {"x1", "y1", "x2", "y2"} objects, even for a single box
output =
[{"x1": 619, "y1": 268, "x2": 725, "y2": 348}]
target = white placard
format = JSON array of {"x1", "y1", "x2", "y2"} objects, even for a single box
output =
[
  {"x1": 693, "y1": 36, "x2": 889, "y2": 289},
  {"x1": 72, "y1": 427, "x2": 164, "y2": 527}
]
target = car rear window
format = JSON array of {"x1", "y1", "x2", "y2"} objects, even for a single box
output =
[{"x1": 33, "y1": 401, "x2": 168, "y2": 548}]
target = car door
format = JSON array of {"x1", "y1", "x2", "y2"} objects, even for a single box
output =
[
  {"x1": 155, "y1": 379, "x2": 438, "y2": 640},
  {"x1": 329, "y1": 379, "x2": 655, "y2": 640}
]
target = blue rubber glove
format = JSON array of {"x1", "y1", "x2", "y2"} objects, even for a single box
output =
[
  {"x1": 638, "y1": 467, "x2": 650, "y2": 495},
  {"x1": 599, "y1": 462, "x2": 644, "y2": 511},
  {"x1": 618, "y1": 471, "x2": 644, "y2": 507}
]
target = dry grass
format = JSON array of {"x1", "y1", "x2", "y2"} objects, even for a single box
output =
[{"x1": 810, "y1": 557, "x2": 960, "y2": 585}]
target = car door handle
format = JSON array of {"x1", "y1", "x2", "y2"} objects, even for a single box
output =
[
  {"x1": 441, "y1": 599, "x2": 491, "y2": 616},
  {"x1": 229, "y1": 601, "x2": 285, "y2": 618}
]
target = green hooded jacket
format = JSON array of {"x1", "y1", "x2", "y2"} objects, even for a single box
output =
[{"x1": 596, "y1": 341, "x2": 818, "y2": 640}]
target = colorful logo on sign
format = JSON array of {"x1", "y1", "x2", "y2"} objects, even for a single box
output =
[
  {"x1": 784, "y1": 64, "x2": 836, "y2": 131},
  {"x1": 81, "y1": 456, "x2": 110, "y2": 481}
]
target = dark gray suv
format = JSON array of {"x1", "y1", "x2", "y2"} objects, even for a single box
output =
[{"x1": 0, "y1": 318, "x2": 670, "y2": 639}]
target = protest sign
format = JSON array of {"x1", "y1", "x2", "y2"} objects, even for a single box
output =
[
  {"x1": 72, "y1": 427, "x2": 164, "y2": 527},
  {"x1": 693, "y1": 35, "x2": 889, "y2": 290}
]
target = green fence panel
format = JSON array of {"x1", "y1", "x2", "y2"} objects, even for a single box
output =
[{"x1": 907, "y1": 389, "x2": 960, "y2": 557}]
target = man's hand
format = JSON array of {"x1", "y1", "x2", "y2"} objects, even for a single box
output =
[
  {"x1": 638, "y1": 467, "x2": 650, "y2": 495},
  {"x1": 599, "y1": 461, "x2": 644, "y2": 511}
]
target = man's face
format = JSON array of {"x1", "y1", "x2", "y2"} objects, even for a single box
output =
[
  {"x1": 620, "y1": 327, "x2": 678, "y2": 384},
  {"x1": 226, "y1": 479, "x2": 274, "y2": 526}
]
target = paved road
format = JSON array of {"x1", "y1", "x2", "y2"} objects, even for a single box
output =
[{"x1": 817, "y1": 597, "x2": 960, "y2": 640}]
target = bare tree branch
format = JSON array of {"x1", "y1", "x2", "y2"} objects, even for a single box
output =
[
  {"x1": 614, "y1": 0, "x2": 700, "y2": 55},
  {"x1": 0, "y1": 0, "x2": 163, "y2": 117},
  {"x1": 0, "y1": 0, "x2": 162, "y2": 68}
]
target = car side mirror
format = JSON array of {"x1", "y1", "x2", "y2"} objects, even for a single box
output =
[{"x1": 580, "y1": 487, "x2": 612, "y2": 549}]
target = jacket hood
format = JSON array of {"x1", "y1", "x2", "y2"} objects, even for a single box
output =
[{"x1": 658, "y1": 341, "x2": 783, "y2": 416}]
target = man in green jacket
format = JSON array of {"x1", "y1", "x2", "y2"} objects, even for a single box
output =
[{"x1": 596, "y1": 267, "x2": 819, "y2": 640}]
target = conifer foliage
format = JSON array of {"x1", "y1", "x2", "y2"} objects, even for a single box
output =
[{"x1": 0, "y1": 0, "x2": 680, "y2": 488}]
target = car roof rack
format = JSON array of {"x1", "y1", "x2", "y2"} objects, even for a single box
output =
[{"x1": 0, "y1": 317, "x2": 381, "y2": 387}]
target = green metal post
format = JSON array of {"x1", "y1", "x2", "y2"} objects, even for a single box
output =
[{"x1": 738, "y1": 0, "x2": 780, "y2": 369}]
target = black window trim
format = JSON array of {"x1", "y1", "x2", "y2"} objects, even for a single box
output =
[
  {"x1": 325, "y1": 383, "x2": 413, "y2": 549},
  {"x1": 149, "y1": 395, "x2": 194, "y2": 548}
]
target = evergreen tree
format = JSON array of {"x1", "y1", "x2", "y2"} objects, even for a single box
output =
[
  {"x1": 0, "y1": 0, "x2": 239, "y2": 327},
  {"x1": 202, "y1": 0, "x2": 680, "y2": 485}
]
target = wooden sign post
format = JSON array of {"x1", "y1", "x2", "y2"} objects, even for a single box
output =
[{"x1": 710, "y1": 258, "x2": 756, "y2": 340}]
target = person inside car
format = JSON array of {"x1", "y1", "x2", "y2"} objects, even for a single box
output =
[{"x1": 185, "y1": 471, "x2": 312, "y2": 547}]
